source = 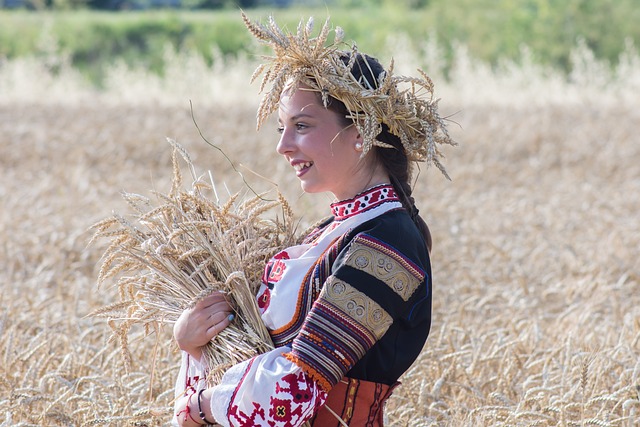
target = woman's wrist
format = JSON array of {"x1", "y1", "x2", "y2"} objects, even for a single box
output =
[
  {"x1": 197, "y1": 388, "x2": 216, "y2": 425},
  {"x1": 184, "y1": 347, "x2": 203, "y2": 362},
  {"x1": 177, "y1": 390, "x2": 206, "y2": 427}
]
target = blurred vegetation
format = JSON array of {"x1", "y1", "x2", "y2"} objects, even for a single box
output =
[{"x1": 0, "y1": 0, "x2": 638, "y2": 84}]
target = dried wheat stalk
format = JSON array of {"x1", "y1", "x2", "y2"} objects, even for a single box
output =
[{"x1": 90, "y1": 139, "x2": 296, "y2": 386}]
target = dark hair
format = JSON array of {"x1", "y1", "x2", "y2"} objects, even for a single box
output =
[{"x1": 326, "y1": 52, "x2": 433, "y2": 252}]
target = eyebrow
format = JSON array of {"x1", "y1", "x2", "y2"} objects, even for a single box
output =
[
  {"x1": 278, "y1": 112, "x2": 315, "y2": 124},
  {"x1": 290, "y1": 113, "x2": 314, "y2": 121}
]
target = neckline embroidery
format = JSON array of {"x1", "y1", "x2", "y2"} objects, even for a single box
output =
[{"x1": 331, "y1": 184, "x2": 399, "y2": 221}]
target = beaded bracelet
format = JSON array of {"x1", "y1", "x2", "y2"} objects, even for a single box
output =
[{"x1": 198, "y1": 389, "x2": 215, "y2": 426}]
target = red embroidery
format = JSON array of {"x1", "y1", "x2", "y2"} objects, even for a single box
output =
[
  {"x1": 228, "y1": 370, "x2": 326, "y2": 426},
  {"x1": 262, "y1": 250, "x2": 290, "y2": 285},
  {"x1": 277, "y1": 373, "x2": 313, "y2": 404},
  {"x1": 229, "y1": 401, "x2": 266, "y2": 426},
  {"x1": 269, "y1": 397, "x2": 292, "y2": 422},
  {"x1": 331, "y1": 184, "x2": 398, "y2": 220},
  {"x1": 257, "y1": 287, "x2": 271, "y2": 311},
  {"x1": 269, "y1": 259, "x2": 287, "y2": 282},
  {"x1": 185, "y1": 375, "x2": 200, "y2": 392},
  {"x1": 274, "y1": 251, "x2": 291, "y2": 260},
  {"x1": 183, "y1": 357, "x2": 203, "y2": 395}
]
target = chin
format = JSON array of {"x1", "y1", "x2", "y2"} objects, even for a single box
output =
[{"x1": 300, "y1": 182, "x2": 325, "y2": 195}]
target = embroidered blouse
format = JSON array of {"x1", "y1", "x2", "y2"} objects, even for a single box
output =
[{"x1": 173, "y1": 184, "x2": 432, "y2": 426}]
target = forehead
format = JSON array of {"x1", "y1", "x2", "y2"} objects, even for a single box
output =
[{"x1": 278, "y1": 86, "x2": 325, "y2": 118}]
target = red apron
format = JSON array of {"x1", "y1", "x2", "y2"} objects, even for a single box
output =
[{"x1": 311, "y1": 378, "x2": 399, "y2": 426}]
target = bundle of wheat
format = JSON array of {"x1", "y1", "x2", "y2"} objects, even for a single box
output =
[{"x1": 90, "y1": 139, "x2": 297, "y2": 386}]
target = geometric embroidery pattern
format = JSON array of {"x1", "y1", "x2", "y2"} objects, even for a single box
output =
[
  {"x1": 228, "y1": 364, "x2": 325, "y2": 426},
  {"x1": 344, "y1": 234, "x2": 424, "y2": 301},
  {"x1": 330, "y1": 184, "x2": 399, "y2": 220},
  {"x1": 286, "y1": 276, "x2": 392, "y2": 391},
  {"x1": 323, "y1": 277, "x2": 392, "y2": 339}
]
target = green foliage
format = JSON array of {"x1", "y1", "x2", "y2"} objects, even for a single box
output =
[
  {"x1": 0, "y1": 12, "x2": 42, "y2": 57},
  {"x1": 0, "y1": 10, "x2": 251, "y2": 82},
  {"x1": 0, "y1": 0, "x2": 638, "y2": 85},
  {"x1": 423, "y1": 0, "x2": 640, "y2": 71},
  {"x1": 329, "y1": 0, "x2": 429, "y2": 8}
]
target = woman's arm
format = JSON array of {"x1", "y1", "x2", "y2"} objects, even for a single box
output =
[
  {"x1": 175, "y1": 219, "x2": 429, "y2": 426},
  {"x1": 285, "y1": 232, "x2": 427, "y2": 391},
  {"x1": 172, "y1": 291, "x2": 233, "y2": 426},
  {"x1": 207, "y1": 347, "x2": 327, "y2": 427}
]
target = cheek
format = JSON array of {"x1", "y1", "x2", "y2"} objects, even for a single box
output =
[
  {"x1": 336, "y1": 141, "x2": 361, "y2": 165},
  {"x1": 298, "y1": 137, "x2": 323, "y2": 157}
]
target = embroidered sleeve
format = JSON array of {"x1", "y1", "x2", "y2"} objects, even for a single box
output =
[
  {"x1": 208, "y1": 348, "x2": 328, "y2": 427},
  {"x1": 284, "y1": 233, "x2": 426, "y2": 391},
  {"x1": 342, "y1": 234, "x2": 423, "y2": 301},
  {"x1": 172, "y1": 352, "x2": 208, "y2": 426}
]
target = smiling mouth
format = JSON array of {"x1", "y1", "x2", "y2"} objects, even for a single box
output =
[{"x1": 293, "y1": 161, "x2": 313, "y2": 172}]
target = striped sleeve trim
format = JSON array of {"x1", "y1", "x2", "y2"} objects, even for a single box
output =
[{"x1": 287, "y1": 276, "x2": 392, "y2": 389}]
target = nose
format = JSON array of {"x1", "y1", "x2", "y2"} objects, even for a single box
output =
[{"x1": 276, "y1": 126, "x2": 295, "y2": 156}]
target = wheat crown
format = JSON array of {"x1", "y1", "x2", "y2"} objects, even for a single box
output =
[{"x1": 243, "y1": 12, "x2": 455, "y2": 179}]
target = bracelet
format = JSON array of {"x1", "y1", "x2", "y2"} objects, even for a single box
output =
[
  {"x1": 198, "y1": 389, "x2": 215, "y2": 425},
  {"x1": 176, "y1": 391, "x2": 205, "y2": 426}
]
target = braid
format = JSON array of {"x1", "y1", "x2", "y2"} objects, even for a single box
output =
[
  {"x1": 376, "y1": 128, "x2": 433, "y2": 252},
  {"x1": 324, "y1": 51, "x2": 434, "y2": 251}
]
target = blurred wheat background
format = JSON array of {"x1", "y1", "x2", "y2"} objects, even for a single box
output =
[{"x1": 1, "y1": 2, "x2": 639, "y2": 426}]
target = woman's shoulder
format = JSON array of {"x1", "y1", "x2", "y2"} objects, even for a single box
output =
[
  {"x1": 352, "y1": 208, "x2": 422, "y2": 242},
  {"x1": 345, "y1": 208, "x2": 430, "y2": 270},
  {"x1": 332, "y1": 208, "x2": 431, "y2": 308}
]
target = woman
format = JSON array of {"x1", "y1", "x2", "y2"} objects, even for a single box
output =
[{"x1": 173, "y1": 13, "x2": 453, "y2": 427}]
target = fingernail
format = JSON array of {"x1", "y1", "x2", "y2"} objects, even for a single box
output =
[{"x1": 227, "y1": 314, "x2": 235, "y2": 322}]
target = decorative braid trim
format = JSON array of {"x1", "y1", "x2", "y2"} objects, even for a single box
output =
[
  {"x1": 284, "y1": 352, "x2": 333, "y2": 393},
  {"x1": 270, "y1": 235, "x2": 346, "y2": 347},
  {"x1": 330, "y1": 184, "x2": 398, "y2": 220},
  {"x1": 344, "y1": 234, "x2": 425, "y2": 301},
  {"x1": 287, "y1": 277, "x2": 392, "y2": 390}
]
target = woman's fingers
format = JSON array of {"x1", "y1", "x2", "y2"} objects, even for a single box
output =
[
  {"x1": 196, "y1": 291, "x2": 232, "y2": 311},
  {"x1": 206, "y1": 311, "x2": 234, "y2": 339},
  {"x1": 174, "y1": 291, "x2": 235, "y2": 355},
  {"x1": 194, "y1": 291, "x2": 232, "y2": 316},
  {"x1": 196, "y1": 292, "x2": 232, "y2": 324}
]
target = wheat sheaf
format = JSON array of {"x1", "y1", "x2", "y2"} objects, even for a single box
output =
[{"x1": 90, "y1": 139, "x2": 296, "y2": 386}]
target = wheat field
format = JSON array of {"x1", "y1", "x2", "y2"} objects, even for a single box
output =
[{"x1": 1, "y1": 39, "x2": 639, "y2": 426}]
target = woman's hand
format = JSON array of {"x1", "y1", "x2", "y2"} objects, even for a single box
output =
[{"x1": 174, "y1": 291, "x2": 233, "y2": 361}]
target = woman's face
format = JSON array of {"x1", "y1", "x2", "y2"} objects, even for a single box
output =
[{"x1": 276, "y1": 87, "x2": 371, "y2": 200}]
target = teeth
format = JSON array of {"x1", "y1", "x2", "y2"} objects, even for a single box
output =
[{"x1": 293, "y1": 162, "x2": 313, "y2": 171}]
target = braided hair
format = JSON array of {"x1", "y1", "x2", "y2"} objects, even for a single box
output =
[{"x1": 325, "y1": 52, "x2": 433, "y2": 252}]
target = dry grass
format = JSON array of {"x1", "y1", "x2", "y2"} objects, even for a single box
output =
[{"x1": 0, "y1": 40, "x2": 638, "y2": 426}]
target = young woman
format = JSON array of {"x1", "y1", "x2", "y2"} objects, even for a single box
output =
[{"x1": 172, "y1": 14, "x2": 453, "y2": 427}]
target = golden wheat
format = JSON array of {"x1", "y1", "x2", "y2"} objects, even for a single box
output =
[
  {"x1": 1, "y1": 38, "x2": 639, "y2": 425},
  {"x1": 89, "y1": 139, "x2": 297, "y2": 387}
]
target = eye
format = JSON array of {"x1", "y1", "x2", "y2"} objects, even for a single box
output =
[{"x1": 277, "y1": 122, "x2": 310, "y2": 134}]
